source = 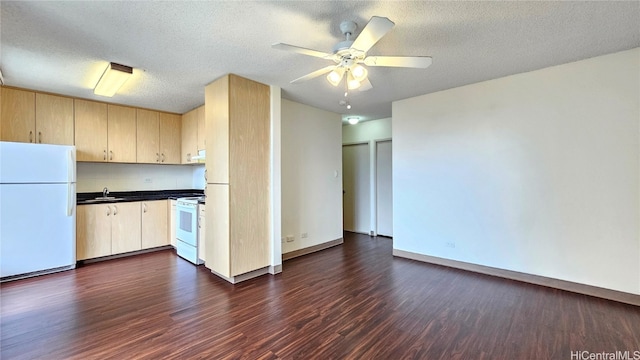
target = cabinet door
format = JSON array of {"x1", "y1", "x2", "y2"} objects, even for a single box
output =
[
  {"x1": 77, "y1": 204, "x2": 112, "y2": 260},
  {"x1": 75, "y1": 99, "x2": 108, "y2": 162},
  {"x1": 1, "y1": 88, "x2": 35, "y2": 143},
  {"x1": 141, "y1": 201, "x2": 168, "y2": 249},
  {"x1": 196, "y1": 105, "x2": 206, "y2": 151},
  {"x1": 205, "y1": 184, "x2": 230, "y2": 277},
  {"x1": 111, "y1": 202, "x2": 142, "y2": 254},
  {"x1": 35, "y1": 93, "x2": 74, "y2": 145},
  {"x1": 107, "y1": 105, "x2": 137, "y2": 163},
  {"x1": 159, "y1": 113, "x2": 181, "y2": 164},
  {"x1": 205, "y1": 75, "x2": 230, "y2": 183},
  {"x1": 136, "y1": 109, "x2": 160, "y2": 163},
  {"x1": 181, "y1": 108, "x2": 198, "y2": 164}
]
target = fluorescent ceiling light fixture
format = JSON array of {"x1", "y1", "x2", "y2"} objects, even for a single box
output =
[
  {"x1": 94, "y1": 62, "x2": 133, "y2": 97},
  {"x1": 347, "y1": 117, "x2": 359, "y2": 125}
]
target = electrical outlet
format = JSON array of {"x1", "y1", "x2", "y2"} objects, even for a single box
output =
[
  {"x1": 144, "y1": 178, "x2": 152, "y2": 183},
  {"x1": 301, "y1": 232, "x2": 308, "y2": 239},
  {"x1": 286, "y1": 235, "x2": 295, "y2": 242},
  {"x1": 445, "y1": 241, "x2": 456, "y2": 248}
]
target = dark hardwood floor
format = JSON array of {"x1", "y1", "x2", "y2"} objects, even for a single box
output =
[{"x1": 1, "y1": 232, "x2": 639, "y2": 359}]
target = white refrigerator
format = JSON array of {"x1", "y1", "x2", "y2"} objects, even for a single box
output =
[{"x1": 0, "y1": 141, "x2": 77, "y2": 280}]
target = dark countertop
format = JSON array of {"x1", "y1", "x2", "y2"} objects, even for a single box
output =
[{"x1": 77, "y1": 189, "x2": 204, "y2": 205}]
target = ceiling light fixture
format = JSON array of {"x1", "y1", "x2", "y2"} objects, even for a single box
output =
[
  {"x1": 347, "y1": 117, "x2": 359, "y2": 125},
  {"x1": 346, "y1": 71, "x2": 361, "y2": 90},
  {"x1": 350, "y1": 64, "x2": 368, "y2": 82},
  {"x1": 94, "y1": 62, "x2": 133, "y2": 97},
  {"x1": 327, "y1": 67, "x2": 345, "y2": 86}
]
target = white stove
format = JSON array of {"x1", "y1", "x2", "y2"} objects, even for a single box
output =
[{"x1": 175, "y1": 197, "x2": 204, "y2": 264}]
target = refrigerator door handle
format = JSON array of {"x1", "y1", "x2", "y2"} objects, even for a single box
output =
[
  {"x1": 67, "y1": 183, "x2": 75, "y2": 216},
  {"x1": 67, "y1": 149, "x2": 76, "y2": 182}
]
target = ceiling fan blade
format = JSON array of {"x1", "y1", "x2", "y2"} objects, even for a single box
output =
[
  {"x1": 272, "y1": 43, "x2": 333, "y2": 59},
  {"x1": 363, "y1": 56, "x2": 432, "y2": 68},
  {"x1": 350, "y1": 16, "x2": 395, "y2": 53},
  {"x1": 359, "y1": 78, "x2": 373, "y2": 91},
  {"x1": 290, "y1": 65, "x2": 336, "y2": 84}
]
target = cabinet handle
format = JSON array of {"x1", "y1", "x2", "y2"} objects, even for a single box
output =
[
  {"x1": 38, "y1": 132, "x2": 42, "y2": 143},
  {"x1": 198, "y1": 217, "x2": 201, "y2": 229},
  {"x1": 29, "y1": 131, "x2": 33, "y2": 143},
  {"x1": 187, "y1": 153, "x2": 191, "y2": 162},
  {"x1": 103, "y1": 150, "x2": 107, "y2": 160},
  {"x1": 143, "y1": 203, "x2": 147, "y2": 213},
  {"x1": 109, "y1": 151, "x2": 113, "y2": 161},
  {"x1": 156, "y1": 153, "x2": 160, "y2": 162},
  {"x1": 113, "y1": 205, "x2": 118, "y2": 216},
  {"x1": 161, "y1": 153, "x2": 165, "y2": 162},
  {"x1": 107, "y1": 206, "x2": 111, "y2": 216}
]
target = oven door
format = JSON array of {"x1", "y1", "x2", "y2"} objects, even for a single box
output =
[{"x1": 176, "y1": 203, "x2": 198, "y2": 246}]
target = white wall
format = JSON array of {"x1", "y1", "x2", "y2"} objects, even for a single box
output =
[
  {"x1": 393, "y1": 48, "x2": 640, "y2": 295},
  {"x1": 281, "y1": 99, "x2": 343, "y2": 253},
  {"x1": 342, "y1": 117, "x2": 393, "y2": 236},
  {"x1": 342, "y1": 117, "x2": 392, "y2": 144},
  {"x1": 77, "y1": 163, "x2": 205, "y2": 192},
  {"x1": 270, "y1": 85, "x2": 282, "y2": 271}
]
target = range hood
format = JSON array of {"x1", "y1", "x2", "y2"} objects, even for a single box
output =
[{"x1": 191, "y1": 150, "x2": 205, "y2": 162}]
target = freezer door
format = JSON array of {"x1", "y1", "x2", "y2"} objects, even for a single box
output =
[
  {"x1": 0, "y1": 141, "x2": 76, "y2": 184},
  {"x1": 0, "y1": 183, "x2": 76, "y2": 277}
]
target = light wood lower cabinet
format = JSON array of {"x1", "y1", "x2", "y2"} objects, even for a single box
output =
[
  {"x1": 111, "y1": 202, "x2": 142, "y2": 254},
  {"x1": 141, "y1": 200, "x2": 169, "y2": 248},
  {"x1": 77, "y1": 204, "x2": 112, "y2": 260},
  {"x1": 77, "y1": 202, "x2": 142, "y2": 260}
]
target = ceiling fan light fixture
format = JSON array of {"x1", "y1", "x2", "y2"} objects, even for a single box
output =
[
  {"x1": 351, "y1": 64, "x2": 368, "y2": 82},
  {"x1": 326, "y1": 67, "x2": 345, "y2": 86},
  {"x1": 94, "y1": 62, "x2": 133, "y2": 97},
  {"x1": 347, "y1": 72, "x2": 361, "y2": 90}
]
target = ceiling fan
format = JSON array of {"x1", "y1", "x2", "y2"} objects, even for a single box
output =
[{"x1": 272, "y1": 16, "x2": 432, "y2": 92}]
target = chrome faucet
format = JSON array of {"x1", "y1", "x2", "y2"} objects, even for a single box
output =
[{"x1": 103, "y1": 187, "x2": 109, "y2": 198}]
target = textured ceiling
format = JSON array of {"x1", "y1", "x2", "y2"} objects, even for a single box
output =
[{"x1": 1, "y1": 1, "x2": 639, "y2": 122}]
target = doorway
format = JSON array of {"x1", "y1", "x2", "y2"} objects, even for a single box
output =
[{"x1": 342, "y1": 140, "x2": 393, "y2": 237}]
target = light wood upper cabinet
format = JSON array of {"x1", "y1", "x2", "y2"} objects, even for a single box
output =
[
  {"x1": 107, "y1": 105, "x2": 137, "y2": 163},
  {"x1": 181, "y1": 106, "x2": 199, "y2": 164},
  {"x1": 77, "y1": 204, "x2": 112, "y2": 260},
  {"x1": 137, "y1": 109, "x2": 181, "y2": 164},
  {"x1": 111, "y1": 202, "x2": 142, "y2": 254},
  {"x1": 159, "y1": 113, "x2": 181, "y2": 164},
  {"x1": 142, "y1": 201, "x2": 169, "y2": 249},
  {"x1": 35, "y1": 93, "x2": 74, "y2": 145},
  {"x1": 75, "y1": 99, "x2": 108, "y2": 162},
  {"x1": 206, "y1": 77, "x2": 230, "y2": 183},
  {"x1": 2, "y1": 89, "x2": 74, "y2": 145},
  {"x1": 136, "y1": 109, "x2": 160, "y2": 163},
  {"x1": 1, "y1": 88, "x2": 36, "y2": 143}
]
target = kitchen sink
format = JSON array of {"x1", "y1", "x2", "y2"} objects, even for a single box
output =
[{"x1": 82, "y1": 197, "x2": 126, "y2": 203}]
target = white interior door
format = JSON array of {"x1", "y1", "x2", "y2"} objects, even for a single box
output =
[
  {"x1": 343, "y1": 143, "x2": 370, "y2": 234},
  {"x1": 376, "y1": 141, "x2": 393, "y2": 237}
]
